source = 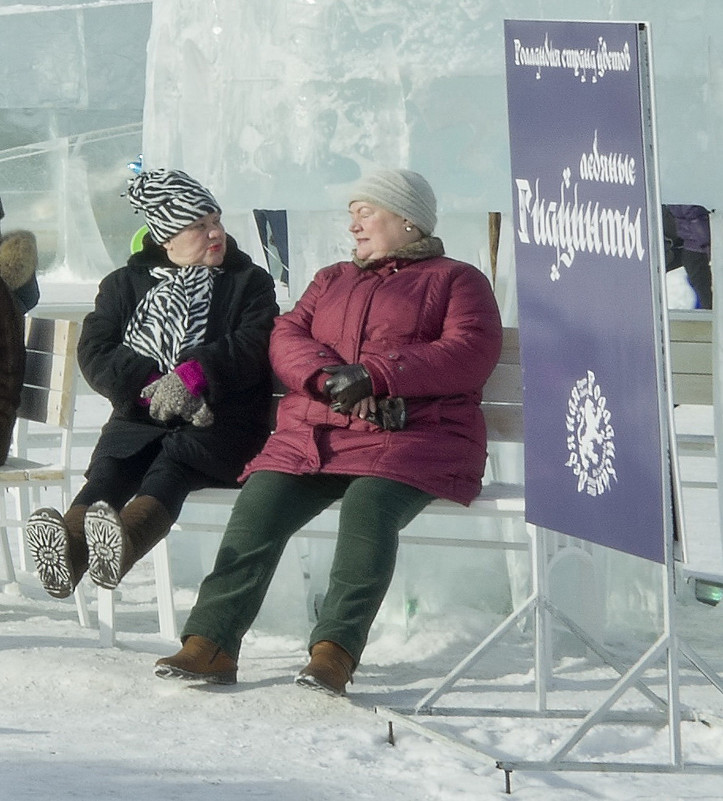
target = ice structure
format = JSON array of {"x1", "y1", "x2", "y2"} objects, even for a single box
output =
[
  {"x1": 0, "y1": 0, "x2": 722, "y2": 645},
  {"x1": 0, "y1": 1, "x2": 151, "y2": 280}
]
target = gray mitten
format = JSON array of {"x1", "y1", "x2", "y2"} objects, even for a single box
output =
[
  {"x1": 188, "y1": 398, "x2": 214, "y2": 427},
  {"x1": 141, "y1": 372, "x2": 214, "y2": 427}
]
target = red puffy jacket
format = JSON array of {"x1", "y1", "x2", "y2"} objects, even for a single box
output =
[{"x1": 242, "y1": 244, "x2": 503, "y2": 505}]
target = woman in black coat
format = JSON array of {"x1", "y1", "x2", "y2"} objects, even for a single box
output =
[{"x1": 26, "y1": 169, "x2": 278, "y2": 599}]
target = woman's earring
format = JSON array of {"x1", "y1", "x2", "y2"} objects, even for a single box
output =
[{"x1": 404, "y1": 223, "x2": 414, "y2": 232}]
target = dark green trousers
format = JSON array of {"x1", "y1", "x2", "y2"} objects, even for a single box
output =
[{"x1": 181, "y1": 470, "x2": 434, "y2": 664}]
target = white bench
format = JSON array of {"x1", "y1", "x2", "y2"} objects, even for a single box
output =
[
  {"x1": 97, "y1": 325, "x2": 528, "y2": 644},
  {"x1": 15, "y1": 311, "x2": 706, "y2": 645},
  {"x1": 97, "y1": 310, "x2": 712, "y2": 645}
]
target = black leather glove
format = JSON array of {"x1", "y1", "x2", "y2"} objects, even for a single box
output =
[
  {"x1": 365, "y1": 397, "x2": 407, "y2": 431},
  {"x1": 322, "y1": 364, "x2": 373, "y2": 413}
]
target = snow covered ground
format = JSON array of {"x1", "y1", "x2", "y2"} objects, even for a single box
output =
[
  {"x1": 3, "y1": 424, "x2": 723, "y2": 799},
  {"x1": 3, "y1": 285, "x2": 723, "y2": 799},
  {"x1": 3, "y1": 558, "x2": 723, "y2": 800}
]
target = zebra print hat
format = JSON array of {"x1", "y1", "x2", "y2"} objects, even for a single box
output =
[{"x1": 126, "y1": 169, "x2": 221, "y2": 244}]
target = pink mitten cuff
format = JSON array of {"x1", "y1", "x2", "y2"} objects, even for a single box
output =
[{"x1": 174, "y1": 360, "x2": 208, "y2": 397}]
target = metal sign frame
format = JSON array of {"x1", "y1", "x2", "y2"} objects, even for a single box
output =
[
  {"x1": 379, "y1": 522, "x2": 723, "y2": 789},
  {"x1": 377, "y1": 20, "x2": 723, "y2": 789}
]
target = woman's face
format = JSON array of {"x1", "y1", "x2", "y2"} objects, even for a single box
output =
[
  {"x1": 348, "y1": 201, "x2": 422, "y2": 261},
  {"x1": 163, "y1": 212, "x2": 226, "y2": 267}
]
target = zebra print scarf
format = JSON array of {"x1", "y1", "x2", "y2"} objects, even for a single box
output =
[{"x1": 123, "y1": 265, "x2": 219, "y2": 372}]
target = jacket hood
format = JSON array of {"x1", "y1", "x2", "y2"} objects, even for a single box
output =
[
  {"x1": 352, "y1": 235, "x2": 445, "y2": 270},
  {"x1": 0, "y1": 230, "x2": 38, "y2": 290}
]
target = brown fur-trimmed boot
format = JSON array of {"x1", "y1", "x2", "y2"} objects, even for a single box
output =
[
  {"x1": 26, "y1": 505, "x2": 89, "y2": 598},
  {"x1": 154, "y1": 635, "x2": 237, "y2": 685},
  {"x1": 84, "y1": 495, "x2": 173, "y2": 590},
  {"x1": 295, "y1": 640, "x2": 355, "y2": 696}
]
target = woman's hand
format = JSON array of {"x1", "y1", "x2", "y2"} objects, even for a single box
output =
[
  {"x1": 322, "y1": 364, "x2": 373, "y2": 413},
  {"x1": 351, "y1": 396, "x2": 378, "y2": 421},
  {"x1": 141, "y1": 372, "x2": 214, "y2": 427}
]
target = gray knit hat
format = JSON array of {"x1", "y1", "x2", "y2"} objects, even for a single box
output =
[
  {"x1": 349, "y1": 168, "x2": 437, "y2": 235},
  {"x1": 126, "y1": 169, "x2": 221, "y2": 244}
]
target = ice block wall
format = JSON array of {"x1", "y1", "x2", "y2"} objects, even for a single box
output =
[
  {"x1": 1, "y1": 0, "x2": 721, "y2": 287},
  {"x1": 0, "y1": 1, "x2": 151, "y2": 279}
]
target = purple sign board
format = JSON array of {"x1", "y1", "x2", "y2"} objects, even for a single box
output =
[{"x1": 504, "y1": 20, "x2": 669, "y2": 563}]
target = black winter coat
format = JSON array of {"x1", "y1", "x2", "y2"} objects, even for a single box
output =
[
  {"x1": 78, "y1": 235, "x2": 279, "y2": 485},
  {"x1": 0, "y1": 278, "x2": 24, "y2": 465},
  {"x1": 0, "y1": 229, "x2": 37, "y2": 464}
]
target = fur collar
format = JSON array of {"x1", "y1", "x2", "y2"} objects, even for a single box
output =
[
  {"x1": 0, "y1": 231, "x2": 38, "y2": 290},
  {"x1": 352, "y1": 236, "x2": 445, "y2": 269}
]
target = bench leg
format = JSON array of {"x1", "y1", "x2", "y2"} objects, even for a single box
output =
[
  {"x1": 0, "y1": 527, "x2": 17, "y2": 586},
  {"x1": 152, "y1": 539, "x2": 178, "y2": 641},
  {"x1": 73, "y1": 584, "x2": 91, "y2": 628},
  {"x1": 15, "y1": 485, "x2": 35, "y2": 573},
  {"x1": 96, "y1": 542, "x2": 177, "y2": 647},
  {"x1": 97, "y1": 588, "x2": 116, "y2": 647},
  {"x1": 0, "y1": 489, "x2": 18, "y2": 586}
]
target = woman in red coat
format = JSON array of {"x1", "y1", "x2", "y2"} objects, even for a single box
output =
[{"x1": 155, "y1": 168, "x2": 503, "y2": 693}]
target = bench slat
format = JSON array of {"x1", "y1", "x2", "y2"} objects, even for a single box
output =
[
  {"x1": 483, "y1": 363, "x2": 522, "y2": 404},
  {"x1": 673, "y1": 374, "x2": 714, "y2": 406},
  {"x1": 670, "y1": 341, "x2": 712, "y2": 375},
  {"x1": 669, "y1": 314, "x2": 713, "y2": 344}
]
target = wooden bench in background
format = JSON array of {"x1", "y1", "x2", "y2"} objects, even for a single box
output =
[
  {"x1": 669, "y1": 310, "x2": 715, "y2": 490},
  {"x1": 0, "y1": 317, "x2": 90, "y2": 627}
]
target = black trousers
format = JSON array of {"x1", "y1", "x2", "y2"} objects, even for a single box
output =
[{"x1": 72, "y1": 439, "x2": 218, "y2": 519}]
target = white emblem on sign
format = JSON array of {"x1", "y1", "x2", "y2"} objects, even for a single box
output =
[{"x1": 565, "y1": 370, "x2": 617, "y2": 496}]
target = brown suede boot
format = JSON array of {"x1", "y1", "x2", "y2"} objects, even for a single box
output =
[
  {"x1": 295, "y1": 640, "x2": 355, "y2": 696},
  {"x1": 64, "y1": 504, "x2": 90, "y2": 575},
  {"x1": 154, "y1": 635, "x2": 237, "y2": 685},
  {"x1": 84, "y1": 495, "x2": 173, "y2": 590},
  {"x1": 26, "y1": 505, "x2": 88, "y2": 598}
]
